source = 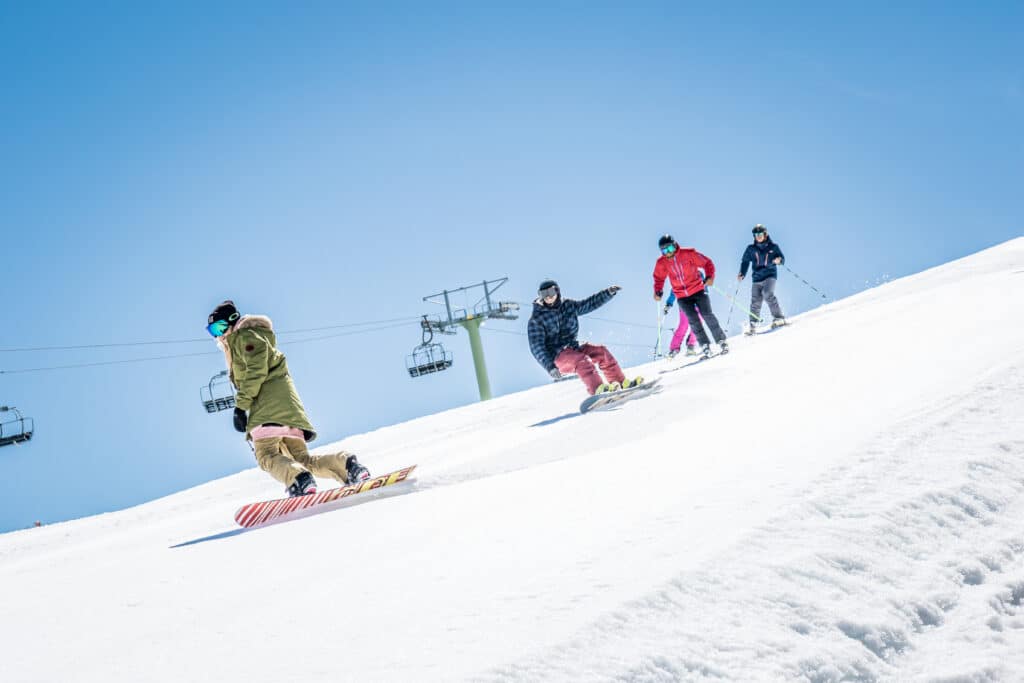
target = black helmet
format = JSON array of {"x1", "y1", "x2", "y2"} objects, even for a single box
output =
[
  {"x1": 658, "y1": 234, "x2": 674, "y2": 249},
  {"x1": 537, "y1": 279, "x2": 560, "y2": 298},
  {"x1": 752, "y1": 224, "x2": 767, "y2": 235}
]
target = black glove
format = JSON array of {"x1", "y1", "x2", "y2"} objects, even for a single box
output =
[
  {"x1": 232, "y1": 407, "x2": 248, "y2": 433},
  {"x1": 549, "y1": 368, "x2": 561, "y2": 379}
]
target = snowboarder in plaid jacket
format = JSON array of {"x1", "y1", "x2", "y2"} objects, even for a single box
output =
[{"x1": 527, "y1": 280, "x2": 640, "y2": 395}]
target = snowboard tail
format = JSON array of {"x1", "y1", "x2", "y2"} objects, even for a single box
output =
[{"x1": 234, "y1": 465, "x2": 417, "y2": 528}]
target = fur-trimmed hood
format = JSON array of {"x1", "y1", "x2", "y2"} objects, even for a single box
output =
[
  {"x1": 216, "y1": 315, "x2": 273, "y2": 370},
  {"x1": 233, "y1": 314, "x2": 273, "y2": 332}
]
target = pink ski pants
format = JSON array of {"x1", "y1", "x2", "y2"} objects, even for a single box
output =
[
  {"x1": 554, "y1": 343, "x2": 626, "y2": 395},
  {"x1": 670, "y1": 309, "x2": 703, "y2": 351}
]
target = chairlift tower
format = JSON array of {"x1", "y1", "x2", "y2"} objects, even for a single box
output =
[{"x1": 414, "y1": 278, "x2": 519, "y2": 401}]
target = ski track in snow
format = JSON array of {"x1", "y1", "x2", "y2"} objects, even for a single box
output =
[{"x1": 483, "y1": 363, "x2": 1024, "y2": 682}]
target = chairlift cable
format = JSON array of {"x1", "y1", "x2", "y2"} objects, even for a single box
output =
[
  {"x1": 479, "y1": 326, "x2": 664, "y2": 350},
  {"x1": 0, "y1": 315, "x2": 424, "y2": 353},
  {"x1": 0, "y1": 320, "x2": 419, "y2": 374}
]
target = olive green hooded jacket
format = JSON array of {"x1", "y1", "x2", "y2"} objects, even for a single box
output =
[{"x1": 220, "y1": 315, "x2": 317, "y2": 441}]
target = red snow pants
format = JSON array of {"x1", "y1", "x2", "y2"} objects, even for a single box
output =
[{"x1": 554, "y1": 343, "x2": 626, "y2": 395}]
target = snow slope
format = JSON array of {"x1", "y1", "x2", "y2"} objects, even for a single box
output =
[{"x1": 2, "y1": 238, "x2": 1024, "y2": 682}]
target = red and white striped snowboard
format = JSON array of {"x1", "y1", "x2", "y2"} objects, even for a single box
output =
[{"x1": 234, "y1": 465, "x2": 417, "y2": 528}]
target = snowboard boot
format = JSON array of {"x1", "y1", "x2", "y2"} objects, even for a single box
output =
[
  {"x1": 622, "y1": 376, "x2": 644, "y2": 389},
  {"x1": 771, "y1": 318, "x2": 787, "y2": 329},
  {"x1": 287, "y1": 470, "x2": 318, "y2": 497},
  {"x1": 346, "y1": 455, "x2": 371, "y2": 484},
  {"x1": 718, "y1": 341, "x2": 729, "y2": 355},
  {"x1": 700, "y1": 343, "x2": 712, "y2": 359},
  {"x1": 684, "y1": 345, "x2": 699, "y2": 357}
]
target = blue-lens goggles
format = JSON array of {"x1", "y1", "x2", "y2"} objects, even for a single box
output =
[
  {"x1": 661, "y1": 243, "x2": 677, "y2": 255},
  {"x1": 206, "y1": 312, "x2": 239, "y2": 337},
  {"x1": 207, "y1": 320, "x2": 229, "y2": 337}
]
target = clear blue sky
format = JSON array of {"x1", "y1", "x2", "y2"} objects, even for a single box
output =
[{"x1": 1, "y1": 1, "x2": 1020, "y2": 532}]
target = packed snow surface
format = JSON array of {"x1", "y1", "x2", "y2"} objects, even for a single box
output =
[{"x1": 3, "y1": 239, "x2": 1024, "y2": 682}]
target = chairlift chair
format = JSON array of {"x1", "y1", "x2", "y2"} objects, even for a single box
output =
[
  {"x1": 0, "y1": 406, "x2": 34, "y2": 447},
  {"x1": 200, "y1": 370, "x2": 236, "y2": 413},
  {"x1": 406, "y1": 343, "x2": 453, "y2": 377},
  {"x1": 406, "y1": 317, "x2": 454, "y2": 377}
]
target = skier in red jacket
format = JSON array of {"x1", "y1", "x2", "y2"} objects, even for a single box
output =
[{"x1": 653, "y1": 234, "x2": 729, "y2": 358}]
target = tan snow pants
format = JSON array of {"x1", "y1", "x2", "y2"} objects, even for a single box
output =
[{"x1": 252, "y1": 436, "x2": 352, "y2": 487}]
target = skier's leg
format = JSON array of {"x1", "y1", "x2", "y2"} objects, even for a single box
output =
[
  {"x1": 679, "y1": 296, "x2": 711, "y2": 346},
  {"x1": 669, "y1": 308, "x2": 687, "y2": 352},
  {"x1": 695, "y1": 291, "x2": 727, "y2": 343},
  {"x1": 283, "y1": 437, "x2": 352, "y2": 485},
  {"x1": 555, "y1": 347, "x2": 601, "y2": 395},
  {"x1": 749, "y1": 281, "x2": 765, "y2": 325},
  {"x1": 580, "y1": 343, "x2": 626, "y2": 384},
  {"x1": 252, "y1": 436, "x2": 308, "y2": 486},
  {"x1": 761, "y1": 276, "x2": 785, "y2": 319}
]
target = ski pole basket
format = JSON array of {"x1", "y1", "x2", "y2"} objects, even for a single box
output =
[
  {"x1": 200, "y1": 370, "x2": 236, "y2": 413},
  {"x1": 0, "y1": 406, "x2": 34, "y2": 447}
]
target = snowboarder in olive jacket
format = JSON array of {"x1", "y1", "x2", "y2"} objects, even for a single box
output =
[{"x1": 207, "y1": 300, "x2": 370, "y2": 497}]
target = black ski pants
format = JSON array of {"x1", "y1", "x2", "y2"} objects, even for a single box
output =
[{"x1": 678, "y1": 289, "x2": 726, "y2": 346}]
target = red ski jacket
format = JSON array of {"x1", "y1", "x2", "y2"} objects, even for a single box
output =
[{"x1": 653, "y1": 247, "x2": 716, "y2": 299}]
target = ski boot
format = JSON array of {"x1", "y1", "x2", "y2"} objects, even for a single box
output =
[
  {"x1": 346, "y1": 455, "x2": 371, "y2": 484},
  {"x1": 700, "y1": 343, "x2": 712, "y2": 359},
  {"x1": 666, "y1": 348, "x2": 680, "y2": 359},
  {"x1": 287, "y1": 471, "x2": 318, "y2": 497},
  {"x1": 684, "y1": 345, "x2": 699, "y2": 357},
  {"x1": 622, "y1": 376, "x2": 645, "y2": 389},
  {"x1": 744, "y1": 323, "x2": 757, "y2": 336},
  {"x1": 718, "y1": 341, "x2": 729, "y2": 355},
  {"x1": 771, "y1": 318, "x2": 787, "y2": 329}
]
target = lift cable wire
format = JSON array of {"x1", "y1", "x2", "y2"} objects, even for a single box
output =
[
  {"x1": 0, "y1": 315, "x2": 424, "y2": 353},
  {"x1": 0, "y1": 320, "x2": 419, "y2": 375},
  {"x1": 480, "y1": 326, "x2": 659, "y2": 350},
  {"x1": 588, "y1": 316, "x2": 660, "y2": 330}
]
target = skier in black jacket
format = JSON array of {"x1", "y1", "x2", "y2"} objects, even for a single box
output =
[
  {"x1": 738, "y1": 224, "x2": 787, "y2": 333},
  {"x1": 527, "y1": 280, "x2": 640, "y2": 395}
]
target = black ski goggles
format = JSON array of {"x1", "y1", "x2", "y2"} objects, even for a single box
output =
[{"x1": 538, "y1": 285, "x2": 560, "y2": 299}]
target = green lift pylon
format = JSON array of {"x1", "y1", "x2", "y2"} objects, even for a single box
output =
[{"x1": 412, "y1": 278, "x2": 520, "y2": 401}]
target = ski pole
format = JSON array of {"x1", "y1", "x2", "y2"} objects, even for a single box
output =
[
  {"x1": 724, "y1": 280, "x2": 741, "y2": 331},
  {"x1": 710, "y1": 283, "x2": 761, "y2": 322},
  {"x1": 783, "y1": 264, "x2": 828, "y2": 300}
]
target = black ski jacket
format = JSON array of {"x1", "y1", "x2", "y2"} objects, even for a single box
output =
[
  {"x1": 527, "y1": 289, "x2": 615, "y2": 371},
  {"x1": 739, "y1": 238, "x2": 785, "y2": 283}
]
